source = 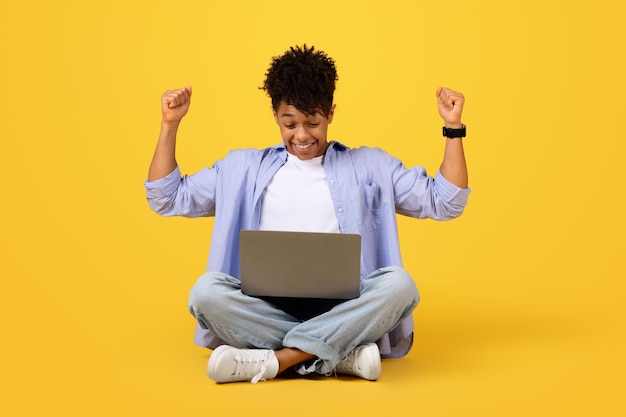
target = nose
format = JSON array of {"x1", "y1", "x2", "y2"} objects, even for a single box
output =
[{"x1": 293, "y1": 126, "x2": 311, "y2": 143}]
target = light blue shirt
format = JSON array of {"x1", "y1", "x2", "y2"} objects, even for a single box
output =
[{"x1": 145, "y1": 141, "x2": 470, "y2": 357}]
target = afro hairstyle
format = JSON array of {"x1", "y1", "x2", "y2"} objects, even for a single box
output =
[{"x1": 260, "y1": 45, "x2": 338, "y2": 118}]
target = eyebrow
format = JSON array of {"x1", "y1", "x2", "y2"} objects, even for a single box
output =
[{"x1": 279, "y1": 112, "x2": 321, "y2": 120}]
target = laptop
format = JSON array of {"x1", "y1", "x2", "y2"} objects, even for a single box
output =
[{"x1": 239, "y1": 230, "x2": 362, "y2": 299}]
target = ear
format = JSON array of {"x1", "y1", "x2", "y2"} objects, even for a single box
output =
[{"x1": 327, "y1": 104, "x2": 336, "y2": 124}]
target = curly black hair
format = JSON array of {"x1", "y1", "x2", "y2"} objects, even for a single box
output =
[{"x1": 260, "y1": 45, "x2": 338, "y2": 118}]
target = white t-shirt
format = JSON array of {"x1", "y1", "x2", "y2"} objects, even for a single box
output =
[{"x1": 259, "y1": 153, "x2": 340, "y2": 233}]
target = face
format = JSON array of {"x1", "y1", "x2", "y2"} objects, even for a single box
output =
[{"x1": 273, "y1": 101, "x2": 335, "y2": 160}]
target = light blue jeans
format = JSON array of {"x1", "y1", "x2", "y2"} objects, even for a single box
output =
[{"x1": 188, "y1": 266, "x2": 419, "y2": 374}]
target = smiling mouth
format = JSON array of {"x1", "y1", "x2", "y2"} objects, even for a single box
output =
[{"x1": 293, "y1": 142, "x2": 314, "y2": 150}]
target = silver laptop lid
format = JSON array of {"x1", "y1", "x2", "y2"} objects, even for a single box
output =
[{"x1": 239, "y1": 230, "x2": 361, "y2": 299}]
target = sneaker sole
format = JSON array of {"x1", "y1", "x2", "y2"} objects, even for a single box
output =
[
  {"x1": 360, "y1": 344, "x2": 382, "y2": 380},
  {"x1": 207, "y1": 345, "x2": 234, "y2": 382}
]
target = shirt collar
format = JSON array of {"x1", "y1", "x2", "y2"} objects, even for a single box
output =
[{"x1": 270, "y1": 140, "x2": 349, "y2": 155}]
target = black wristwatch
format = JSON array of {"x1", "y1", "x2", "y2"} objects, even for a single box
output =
[{"x1": 442, "y1": 125, "x2": 466, "y2": 138}]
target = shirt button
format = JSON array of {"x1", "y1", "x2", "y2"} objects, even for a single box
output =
[
  {"x1": 337, "y1": 208, "x2": 343, "y2": 213},
  {"x1": 329, "y1": 179, "x2": 336, "y2": 185}
]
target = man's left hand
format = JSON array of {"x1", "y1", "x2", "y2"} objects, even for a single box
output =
[{"x1": 436, "y1": 87, "x2": 464, "y2": 128}]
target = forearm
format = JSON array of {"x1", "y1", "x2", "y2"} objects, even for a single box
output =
[
  {"x1": 148, "y1": 120, "x2": 180, "y2": 181},
  {"x1": 435, "y1": 87, "x2": 468, "y2": 189},
  {"x1": 148, "y1": 85, "x2": 192, "y2": 181},
  {"x1": 439, "y1": 138, "x2": 468, "y2": 189}
]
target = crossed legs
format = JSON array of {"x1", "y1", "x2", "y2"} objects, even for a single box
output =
[{"x1": 188, "y1": 266, "x2": 419, "y2": 378}]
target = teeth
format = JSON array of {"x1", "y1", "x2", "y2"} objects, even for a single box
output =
[{"x1": 295, "y1": 143, "x2": 313, "y2": 149}]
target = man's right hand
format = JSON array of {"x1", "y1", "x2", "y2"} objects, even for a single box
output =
[{"x1": 161, "y1": 85, "x2": 192, "y2": 123}]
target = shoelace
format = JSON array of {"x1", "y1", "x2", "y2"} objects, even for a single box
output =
[{"x1": 233, "y1": 351, "x2": 275, "y2": 384}]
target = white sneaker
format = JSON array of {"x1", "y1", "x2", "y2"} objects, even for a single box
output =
[
  {"x1": 207, "y1": 345, "x2": 279, "y2": 384},
  {"x1": 334, "y1": 343, "x2": 382, "y2": 380}
]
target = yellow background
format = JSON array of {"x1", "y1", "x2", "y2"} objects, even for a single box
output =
[{"x1": 1, "y1": 0, "x2": 624, "y2": 415}]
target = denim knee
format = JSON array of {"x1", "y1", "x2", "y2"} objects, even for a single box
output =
[
  {"x1": 188, "y1": 272, "x2": 236, "y2": 325},
  {"x1": 368, "y1": 266, "x2": 420, "y2": 310}
]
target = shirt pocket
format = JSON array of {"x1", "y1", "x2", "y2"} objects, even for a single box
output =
[{"x1": 349, "y1": 183, "x2": 383, "y2": 232}]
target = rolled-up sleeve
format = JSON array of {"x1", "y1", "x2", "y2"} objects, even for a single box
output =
[
  {"x1": 430, "y1": 170, "x2": 471, "y2": 219},
  {"x1": 144, "y1": 165, "x2": 217, "y2": 217},
  {"x1": 393, "y1": 160, "x2": 470, "y2": 221}
]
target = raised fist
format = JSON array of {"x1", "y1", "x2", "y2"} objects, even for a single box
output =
[
  {"x1": 161, "y1": 85, "x2": 192, "y2": 123},
  {"x1": 436, "y1": 87, "x2": 464, "y2": 128}
]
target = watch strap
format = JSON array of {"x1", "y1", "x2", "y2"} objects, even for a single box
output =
[{"x1": 442, "y1": 125, "x2": 466, "y2": 138}]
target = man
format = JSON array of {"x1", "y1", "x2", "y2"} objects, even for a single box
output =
[{"x1": 145, "y1": 45, "x2": 470, "y2": 384}]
